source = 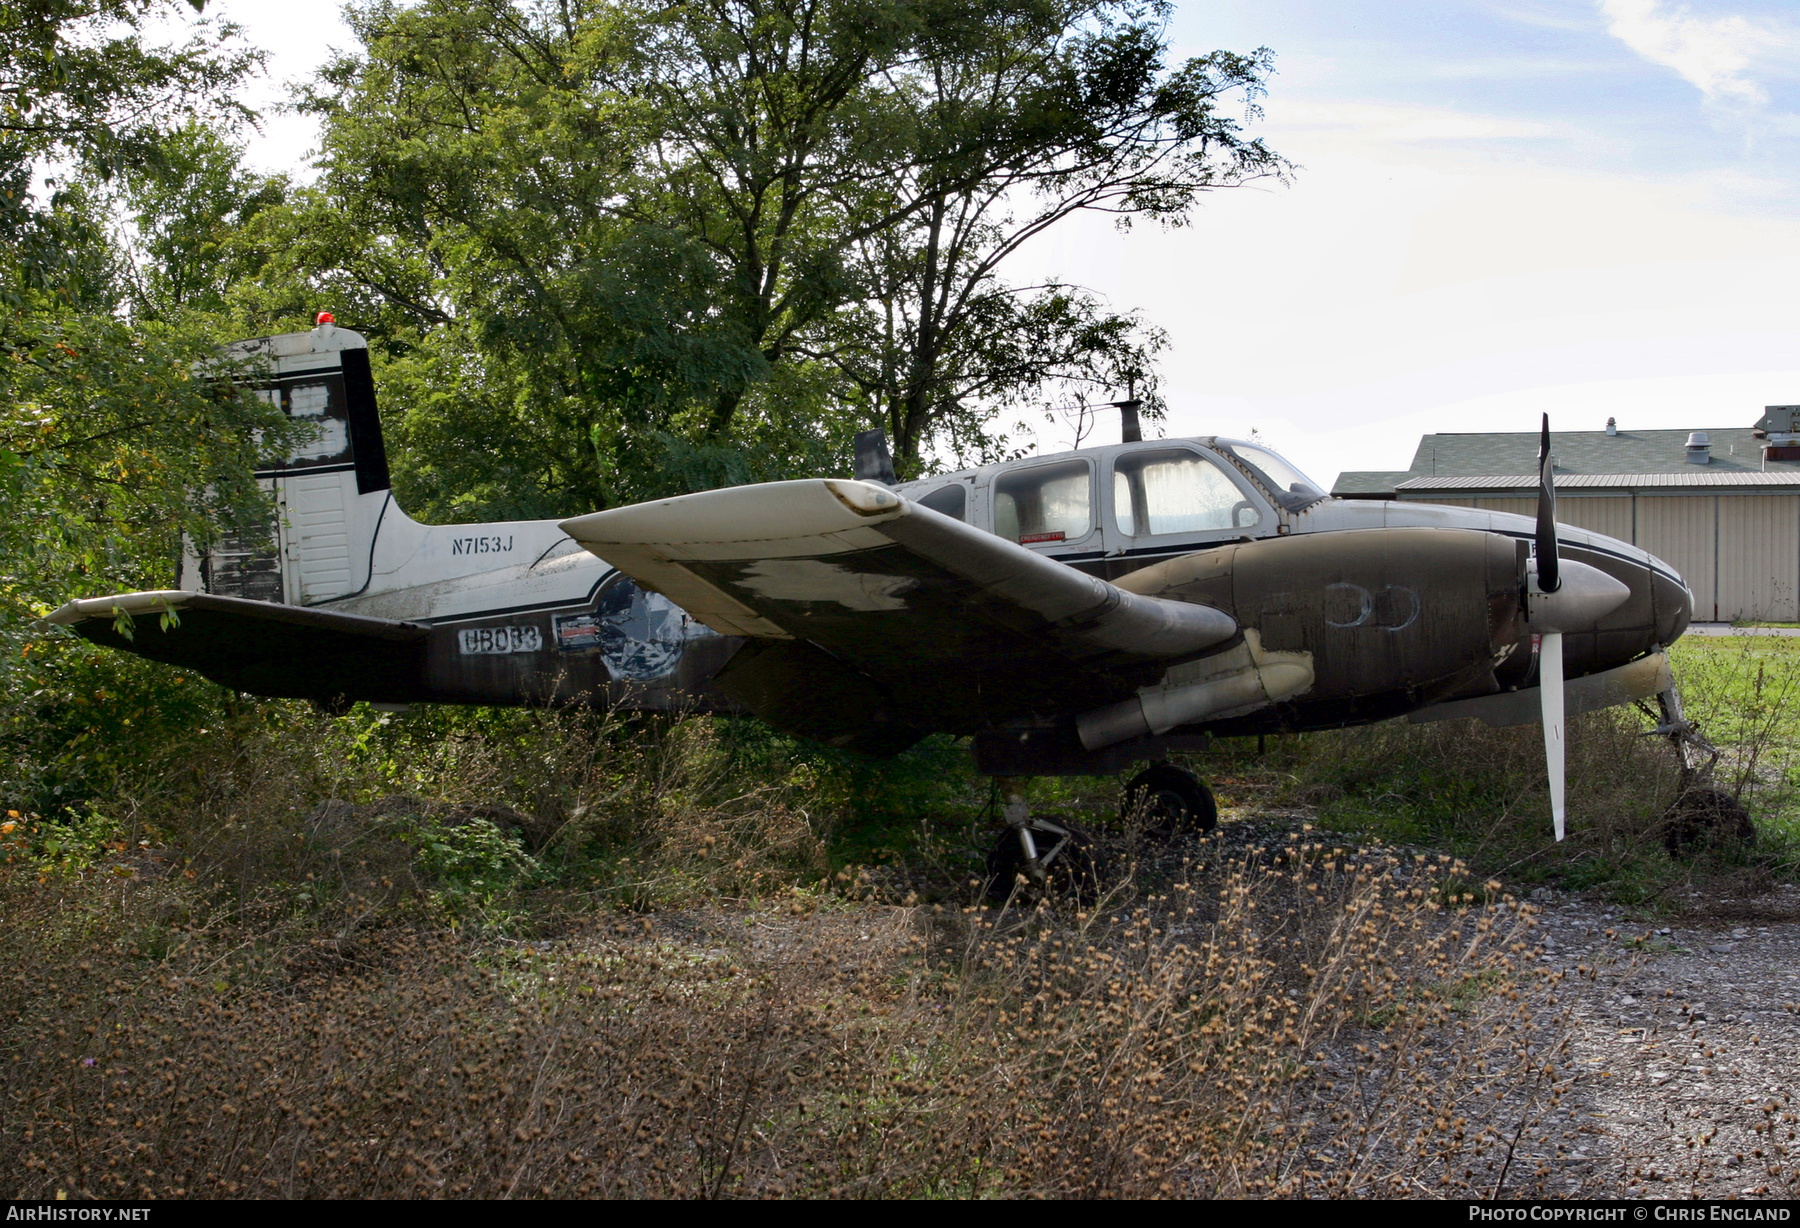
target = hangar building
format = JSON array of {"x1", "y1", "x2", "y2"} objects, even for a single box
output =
[{"x1": 1332, "y1": 408, "x2": 1800, "y2": 623}]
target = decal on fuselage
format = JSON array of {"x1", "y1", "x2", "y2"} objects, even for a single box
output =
[
  {"x1": 587, "y1": 577, "x2": 712, "y2": 681},
  {"x1": 553, "y1": 611, "x2": 604, "y2": 652},
  {"x1": 451, "y1": 535, "x2": 515, "y2": 556},
  {"x1": 458, "y1": 625, "x2": 543, "y2": 655}
]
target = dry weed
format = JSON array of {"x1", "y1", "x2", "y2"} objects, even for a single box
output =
[{"x1": 0, "y1": 832, "x2": 1579, "y2": 1199}]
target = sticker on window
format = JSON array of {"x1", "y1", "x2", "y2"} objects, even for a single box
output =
[
  {"x1": 457, "y1": 625, "x2": 542, "y2": 655},
  {"x1": 1019, "y1": 531, "x2": 1066, "y2": 544}
]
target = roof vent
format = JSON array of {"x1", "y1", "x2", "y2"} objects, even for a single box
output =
[
  {"x1": 1685, "y1": 431, "x2": 1711, "y2": 465},
  {"x1": 1605, "y1": 417, "x2": 1617, "y2": 436}
]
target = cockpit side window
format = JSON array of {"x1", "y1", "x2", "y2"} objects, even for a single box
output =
[
  {"x1": 993, "y1": 460, "x2": 1092, "y2": 544},
  {"x1": 1113, "y1": 449, "x2": 1259, "y2": 536},
  {"x1": 915, "y1": 483, "x2": 966, "y2": 521}
]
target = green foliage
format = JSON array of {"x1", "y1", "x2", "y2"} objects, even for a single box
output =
[
  {"x1": 0, "y1": 316, "x2": 298, "y2": 611},
  {"x1": 237, "y1": 0, "x2": 1288, "y2": 511},
  {"x1": 0, "y1": 0, "x2": 260, "y2": 307},
  {"x1": 0, "y1": 805, "x2": 123, "y2": 878},
  {"x1": 0, "y1": 638, "x2": 230, "y2": 813},
  {"x1": 398, "y1": 814, "x2": 539, "y2": 920},
  {"x1": 106, "y1": 122, "x2": 291, "y2": 320},
  {"x1": 0, "y1": 3, "x2": 299, "y2": 815}
]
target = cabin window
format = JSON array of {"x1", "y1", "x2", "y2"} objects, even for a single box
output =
[
  {"x1": 993, "y1": 460, "x2": 1092, "y2": 544},
  {"x1": 915, "y1": 483, "x2": 966, "y2": 521},
  {"x1": 1113, "y1": 449, "x2": 1259, "y2": 537}
]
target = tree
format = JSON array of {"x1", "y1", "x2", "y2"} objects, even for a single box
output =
[
  {"x1": 1, "y1": 0, "x2": 260, "y2": 308},
  {"x1": 275, "y1": 0, "x2": 1287, "y2": 510},
  {"x1": 106, "y1": 122, "x2": 290, "y2": 320},
  {"x1": 0, "y1": 1, "x2": 289, "y2": 622},
  {"x1": 818, "y1": 15, "x2": 1284, "y2": 473}
]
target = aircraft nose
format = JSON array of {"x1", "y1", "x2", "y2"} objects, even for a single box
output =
[{"x1": 1654, "y1": 567, "x2": 1694, "y2": 644}]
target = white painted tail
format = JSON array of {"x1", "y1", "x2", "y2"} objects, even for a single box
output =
[{"x1": 182, "y1": 322, "x2": 394, "y2": 607}]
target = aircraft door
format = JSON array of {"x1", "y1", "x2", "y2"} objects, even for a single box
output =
[{"x1": 1101, "y1": 445, "x2": 1273, "y2": 559}]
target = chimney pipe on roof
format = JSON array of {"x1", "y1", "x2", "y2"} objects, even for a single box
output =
[
  {"x1": 1685, "y1": 431, "x2": 1711, "y2": 465},
  {"x1": 1605, "y1": 417, "x2": 1617, "y2": 436}
]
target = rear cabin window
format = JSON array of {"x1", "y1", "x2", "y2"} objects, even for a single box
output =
[
  {"x1": 915, "y1": 483, "x2": 966, "y2": 521},
  {"x1": 993, "y1": 460, "x2": 1092, "y2": 544},
  {"x1": 1113, "y1": 449, "x2": 1259, "y2": 537}
]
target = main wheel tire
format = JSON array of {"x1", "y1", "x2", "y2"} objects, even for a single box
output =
[
  {"x1": 1122, "y1": 764, "x2": 1217, "y2": 838},
  {"x1": 984, "y1": 821, "x2": 1104, "y2": 904}
]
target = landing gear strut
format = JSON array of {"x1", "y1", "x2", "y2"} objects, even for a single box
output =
[
  {"x1": 1651, "y1": 684, "x2": 1753, "y2": 854},
  {"x1": 1121, "y1": 762, "x2": 1217, "y2": 837},
  {"x1": 984, "y1": 779, "x2": 1102, "y2": 903}
]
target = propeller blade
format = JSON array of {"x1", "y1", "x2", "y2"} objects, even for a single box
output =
[
  {"x1": 1536, "y1": 413, "x2": 1560, "y2": 594},
  {"x1": 1539, "y1": 631, "x2": 1566, "y2": 842}
]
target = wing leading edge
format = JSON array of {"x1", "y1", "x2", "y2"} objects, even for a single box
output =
[{"x1": 560, "y1": 479, "x2": 1237, "y2": 750}]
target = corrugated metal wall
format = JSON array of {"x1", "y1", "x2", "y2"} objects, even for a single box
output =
[
  {"x1": 1636, "y1": 497, "x2": 1717, "y2": 621},
  {"x1": 1718, "y1": 495, "x2": 1800, "y2": 622},
  {"x1": 1557, "y1": 498, "x2": 1634, "y2": 544},
  {"x1": 1399, "y1": 492, "x2": 1800, "y2": 622},
  {"x1": 1474, "y1": 497, "x2": 1536, "y2": 518}
]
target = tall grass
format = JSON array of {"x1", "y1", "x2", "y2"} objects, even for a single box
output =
[
  {"x1": 1235, "y1": 635, "x2": 1800, "y2": 902},
  {"x1": 6, "y1": 630, "x2": 1800, "y2": 1197}
]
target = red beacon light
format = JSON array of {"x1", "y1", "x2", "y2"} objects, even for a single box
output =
[{"x1": 315, "y1": 312, "x2": 334, "y2": 325}]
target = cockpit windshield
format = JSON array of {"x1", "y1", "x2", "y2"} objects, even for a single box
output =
[{"x1": 1227, "y1": 443, "x2": 1325, "y2": 506}]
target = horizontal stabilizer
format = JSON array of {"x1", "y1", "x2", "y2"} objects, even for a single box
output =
[
  {"x1": 44, "y1": 590, "x2": 427, "y2": 702},
  {"x1": 562, "y1": 480, "x2": 1237, "y2": 736}
]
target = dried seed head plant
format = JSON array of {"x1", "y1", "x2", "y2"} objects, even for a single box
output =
[{"x1": 2, "y1": 808, "x2": 1636, "y2": 1199}]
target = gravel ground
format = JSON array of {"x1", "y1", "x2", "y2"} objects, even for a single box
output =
[
  {"x1": 1524, "y1": 882, "x2": 1800, "y2": 1198},
  {"x1": 1131, "y1": 813, "x2": 1800, "y2": 1198}
]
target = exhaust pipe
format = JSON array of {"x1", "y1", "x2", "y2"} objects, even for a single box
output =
[{"x1": 1077, "y1": 630, "x2": 1314, "y2": 750}]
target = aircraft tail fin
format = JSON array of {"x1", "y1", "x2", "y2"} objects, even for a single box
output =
[{"x1": 185, "y1": 320, "x2": 395, "y2": 607}]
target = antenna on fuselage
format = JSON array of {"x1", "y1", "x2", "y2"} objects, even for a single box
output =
[
  {"x1": 853, "y1": 429, "x2": 898, "y2": 486},
  {"x1": 1102, "y1": 379, "x2": 1143, "y2": 444}
]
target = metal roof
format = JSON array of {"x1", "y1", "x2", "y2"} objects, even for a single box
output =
[
  {"x1": 1332, "y1": 423, "x2": 1800, "y2": 497},
  {"x1": 1395, "y1": 471, "x2": 1800, "y2": 492},
  {"x1": 1403, "y1": 427, "x2": 1791, "y2": 475},
  {"x1": 1332, "y1": 470, "x2": 1415, "y2": 496}
]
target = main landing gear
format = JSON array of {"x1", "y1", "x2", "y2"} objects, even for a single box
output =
[
  {"x1": 982, "y1": 763, "x2": 1217, "y2": 903},
  {"x1": 984, "y1": 780, "x2": 1104, "y2": 903},
  {"x1": 1121, "y1": 763, "x2": 1217, "y2": 837}
]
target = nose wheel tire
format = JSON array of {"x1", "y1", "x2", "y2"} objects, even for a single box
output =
[
  {"x1": 1122, "y1": 764, "x2": 1217, "y2": 837},
  {"x1": 985, "y1": 820, "x2": 1103, "y2": 904}
]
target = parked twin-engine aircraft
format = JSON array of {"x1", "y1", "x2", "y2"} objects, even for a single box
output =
[{"x1": 49, "y1": 321, "x2": 1696, "y2": 886}]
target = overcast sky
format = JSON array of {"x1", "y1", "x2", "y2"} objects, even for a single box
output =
[{"x1": 190, "y1": 0, "x2": 1800, "y2": 488}]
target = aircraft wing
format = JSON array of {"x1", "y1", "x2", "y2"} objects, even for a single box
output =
[
  {"x1": 43, "y1": 590, "x2": 428, "y2": 702},
  {"x1": 560, "y1": 480, "x2": 1236, "y2": 750}
]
